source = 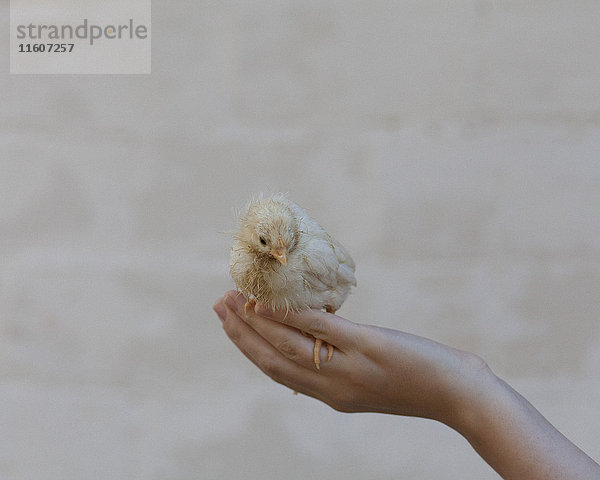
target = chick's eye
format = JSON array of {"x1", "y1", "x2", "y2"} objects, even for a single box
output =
[{"x1": 259, "y1": 237, "x2": 267, "y2": 246}]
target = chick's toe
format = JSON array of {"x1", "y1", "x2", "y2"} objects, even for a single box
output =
[
  {"x1": 244, "y1": 300, "x2": 256, "y2": 314},
  {"x1": 313, "y1": 338, "x2": 334, "y2": 370}
]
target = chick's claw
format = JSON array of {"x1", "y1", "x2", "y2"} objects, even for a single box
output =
[
  {"x1": 313, "y1": 338, "x2": 334, "y2": 371},
  {"x1": 244, "y1": 300, "x2": 256, "y2": 314},
  {"x1": 313, "y1": 338, "x2": 322, "y2": 370}
]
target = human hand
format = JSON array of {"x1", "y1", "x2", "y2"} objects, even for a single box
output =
[
  {"x1": 214, "y1": 291, "x2": 600, "y2": 479},
  {"x1": 213, "y1": 290, "x2": 483, "y2": 424}
]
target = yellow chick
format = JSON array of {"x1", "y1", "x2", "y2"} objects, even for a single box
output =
[{"x1": 230, "y1": 193, "x2": 357, "y2": 370}]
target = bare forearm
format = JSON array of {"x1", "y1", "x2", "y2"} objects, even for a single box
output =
[{"x1": 451, "y1": 365, "x2": 600, "y2": 480}]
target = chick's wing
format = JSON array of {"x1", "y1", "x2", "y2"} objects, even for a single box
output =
[{"x1": 300, "y1": 233, "x2": 356, "y2": 294}]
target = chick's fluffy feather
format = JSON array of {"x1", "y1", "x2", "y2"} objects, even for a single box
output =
[{"x1": 230, "y1": 194, "x2": 356, "y2": 313}]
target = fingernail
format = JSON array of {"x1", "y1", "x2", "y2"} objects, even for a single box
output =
[{"x1": 255, "y1": 304, "x2": 274, "y2": 318}]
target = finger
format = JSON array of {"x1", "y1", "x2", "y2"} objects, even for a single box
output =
[
  {"x1": 222, "y1": 289, "x2": 246, "y2": 305},
  {"x1": 222, "y1": 291, "x2": 357, "y2": 356},
  {"x1": 218, "y1": 300, "x2": 327, "y2": 394},
  {"x1": 242, "y1": 306, "x2": 343, "y2": 370},
  {"x1": 223, "y1": 292, "x2": 346, "y2": 370},
  {"x1": 252, "y1": 302, "x2": 359, "y2": 350},
  {"x1": 220, "y1": 301, "x2": 327, "y2": 395}
]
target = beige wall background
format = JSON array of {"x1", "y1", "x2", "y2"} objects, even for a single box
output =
[{"x1": 1, "y1": 1, "x2": 599, "y2": 479}]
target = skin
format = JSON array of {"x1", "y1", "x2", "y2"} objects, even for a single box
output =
[{"x1": 214, "y1": 291, "x2": 600, "y2": 480}]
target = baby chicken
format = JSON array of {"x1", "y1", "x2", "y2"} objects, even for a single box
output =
[{"x1": 230, "y1": 193, "x2": 357, "y2": 370}]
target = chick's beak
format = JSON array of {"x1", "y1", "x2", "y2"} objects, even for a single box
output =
[
  {"x1": 271, "y1": 237, "x2": 288, "y2": 265},
  {"x1": 272, "y1": 249, "x2": 288, "y2": 265}
]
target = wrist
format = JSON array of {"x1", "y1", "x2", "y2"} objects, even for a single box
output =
[{"x1": 435, "y1": 351, "x2": 498, "y2": 434}]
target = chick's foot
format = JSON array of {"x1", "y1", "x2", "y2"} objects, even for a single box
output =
[{"x1": 313, "y1": 338, "x2": 334, "y2": 370}]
